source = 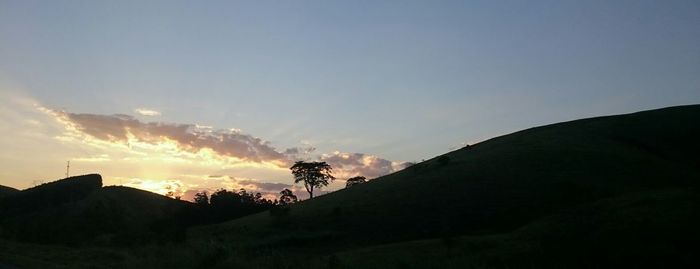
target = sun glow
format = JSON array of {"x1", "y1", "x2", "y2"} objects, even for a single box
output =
[
  {"x1": 124, "y1": 178, "x2": 184, "y2": 196},
  {"x1": 2, "y1": 92, "x2": 399, "y2": 201},
  {"x1": 19, "y1": 105, "x2": 293, "y2": 197}
]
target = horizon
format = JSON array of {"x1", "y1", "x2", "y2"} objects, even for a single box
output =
[
  {"x1": 2, "y1": 0, "x2": 699, "y2": 200},
  {"x1": 1, "y1": 102, "x2": 696, "y2": 201}
]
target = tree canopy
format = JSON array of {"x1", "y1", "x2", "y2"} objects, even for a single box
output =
[
  {"x1": 193, "y1": 191, "x2": 209, "y2": 205},
  {"x1": 278, "y1": 188, "x2": 298, "y2": 205},
  {"x1": 345, "y1": 176, "x2": 367, "y2": 188},
  {"x1": 290, "y1": 161, "x2": 334, "y2": 199}
]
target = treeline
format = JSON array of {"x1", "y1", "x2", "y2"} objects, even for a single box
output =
[
  {"x1": 176, "y1": 188, "x2": 299, "y2": 227},
  {"x1": 187, "y1": 189, "x2": 275, "y2": 224}
]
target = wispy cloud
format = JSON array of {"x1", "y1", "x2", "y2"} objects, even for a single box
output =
[
  {"x1": 284, "y1": 146, "x2": 317, "y2": 161},
  {"x1": 72, "y1": 154, "x2": 111, "y2": 162},
  {"x1": 321, "y1": 151, "x2": 407, "y2": 179},
  {"x1": 52, "y1": 111, "x2": 289, "y2": 166},
  {"x1": 134, "y1": 108, "x2": 161, "y2": 116},
  {"x1": 41, "y1": 108, "x2": 407, "y2": 189}
]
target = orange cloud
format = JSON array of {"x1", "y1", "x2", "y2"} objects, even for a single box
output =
[
  {"x1": 52, "y1": 111, "x2": 290, "y2": 166},
  {"x1": 321, "y1": 151, "x2": 408, "y2": 179},
  {"x1": 41, "y1": 108, "x2": 407, "y2": 190}
]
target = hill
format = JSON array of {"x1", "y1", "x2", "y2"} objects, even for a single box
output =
[
  {"x1": 0, "y1": 185, "x2": 19, "y2": 198},
  {"x1": 0, "y1": 176, "x2": 193, "y2": 246},
  {"x1": 185, "y1": 104, "x2": 700, "y2": 267},
  {"x1": 0, "y1": 174, "x2": 102, "y2": 218},
  {"x1": 0, "y1": 105, "x2": 698, "y2": 268}
]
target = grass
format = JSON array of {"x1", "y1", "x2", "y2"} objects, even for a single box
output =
[{"x1": 0, "y1": 239, "x2": 126, "y2": 269}]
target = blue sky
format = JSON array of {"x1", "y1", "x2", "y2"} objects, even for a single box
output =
[{"x1": 1, "y1": 0, "x2": 699, "y2": 197}]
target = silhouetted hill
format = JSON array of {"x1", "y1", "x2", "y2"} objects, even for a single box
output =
[
  {"x1": 0, "y1": 174, "x2": 102, "y2": 218},
  {"x1": 1, "y1": 105, "x2": 699, "y2": 268},
  {"x1": 0, "y1": 185, "x2": 19, "y2": 198},
  {"x1": 1, "y1": 185, "x2": 193, "y2": 245},
  {"x1": 188, "y1": 105, "x2": 700, "y2": 267}
]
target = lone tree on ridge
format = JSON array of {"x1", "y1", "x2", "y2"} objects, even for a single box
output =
[{"x1": 290, "y1": 161, "x2": 334, "y2": 199}]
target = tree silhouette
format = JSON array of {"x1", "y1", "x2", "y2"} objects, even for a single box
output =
[
  {"x1": 345, "y1": 176, "x2": 367, "y2": 188},
  {"x1": 205, "y1": 188, "x2": 275, "y2": 222},
  {"x1": 278, "y1": 188, "x2": 298, "y2": 205},
  {"x1": 290, "y1": 161, "x2": 334, "y2": 199},
  {"x1": 193, "y1": 191, "x2": 209, "y2": 205},
  {"x1": 209, "y1": 189, "x2": 241, "y2": 209}
]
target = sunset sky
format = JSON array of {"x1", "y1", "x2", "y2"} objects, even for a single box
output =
[{"x1": 1, "y1": 1, "x2": 699, "y2": 200}]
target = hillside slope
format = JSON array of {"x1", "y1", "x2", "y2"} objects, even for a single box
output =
[
  {"x1": 0, "y1": 185, "x2": 19, "y2": 198},
  {"x1": 196, "y1": 105, "x2": 700, "y2": 252}
]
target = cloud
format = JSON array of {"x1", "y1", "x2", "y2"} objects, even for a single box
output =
[
  {"x1": 42, "y1": 107, "x2": 407, "y2": 195},
  {"x1": 52, "y1": 111, "x2": 290, "y2": 166},
  {"x1": 237, "y1": 179, "x2": 293, "y2": 192},
  {"x1": 284, "y1": 146, "x2": 317, "y2": 161},
  {"x1": 209, "y1": 176, "x2": 292, "y2": 193},
  {"x1": 321, "y1": 151, "x2": 405, "y2": 179},
  {"x1": 3, "y1": 92, "x2": 402, "y2": 196},
  {"x1": 72, "y1": 154, "x2": 111, "y2": 162},
  {"x1": 134, "y1": 108, "x2": 161, "y2": 116}
]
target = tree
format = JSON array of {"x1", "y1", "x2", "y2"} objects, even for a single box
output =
[
  {"x1": 209, "y1": 189, "x2": 241, "y2": 209},
  {"x1": 290, "y1": 161, "x2": 334, "y2": 199},
  {"x1": 345, "y1": 176, "x2": 367, "y2": 188},
  {"x1": 193, "y1": 191, "x2": 209, "y2": 205},
  {"x1": 278, "y1": 188, "x2": 298, "y2": 205}
]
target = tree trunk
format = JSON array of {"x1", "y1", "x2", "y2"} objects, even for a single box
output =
[{"x1": 304, "y1": 182, "x2": 313, "y2": 199}]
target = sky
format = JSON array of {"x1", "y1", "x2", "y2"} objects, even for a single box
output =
[{"x1": 1, "y1": 0, "x2": 699, "y2": 200}]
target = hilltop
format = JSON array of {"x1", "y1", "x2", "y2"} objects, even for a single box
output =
[{"x1": 0, "y1": 174, "x2": 102, "y2": 218}]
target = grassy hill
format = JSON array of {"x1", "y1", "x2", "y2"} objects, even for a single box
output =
[
  {"x1": 184, "y1": 104, "x2": 699, "y2": 268},
  {"x1": 0, "y1": 105, "x2": 698, "y2": 268}
]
